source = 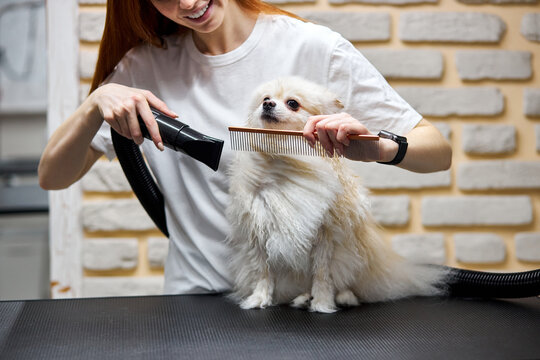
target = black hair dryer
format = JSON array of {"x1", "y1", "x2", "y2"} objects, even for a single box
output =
[{"x1": 138, "y1": 108, "x2": 224, "y2": 171}]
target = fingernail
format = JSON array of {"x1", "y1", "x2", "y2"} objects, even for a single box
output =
[
  {"x1": 158, "y1": 142, "x2": 164, "y2": 151},
  {"x1": 172, "y1": 112, "x2": 179, "y2": 118}
]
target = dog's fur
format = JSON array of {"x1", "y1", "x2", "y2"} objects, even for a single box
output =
[{"x1": 226, "y1": 77, "x2": 448, "y2": 313}]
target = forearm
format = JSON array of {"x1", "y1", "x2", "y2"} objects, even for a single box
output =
[
  {"x1": 38, "y1": 96, "x2": 104, "y2": 190},
  {"x1": 391, "y1": 119, "x2": 452, "y2": 173}
]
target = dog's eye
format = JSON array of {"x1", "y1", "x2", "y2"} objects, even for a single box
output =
[{"x1": 287, "y1": 99, "x2": 300, "y2": 111}]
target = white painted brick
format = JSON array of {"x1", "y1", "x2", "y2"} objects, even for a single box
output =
[
  {"x1": 347, "y1": 161, "x2": 451, "y2": 189},
  {"x1": 392, "y1": 233, "x2": 446, "y2": 265},
  {"x1": 148, "y1": 237, "x2": 169, "y2": 268},
  {"x1": 460, "y1": 0, "x2": 537, "y2": 2},
  {"x1": 82, "y1": 276, "x2": 164, "y2": 297},
  {"x1": 266, "y1": 0, "x2": 314, "y2": 3},
  {"x1": 422, "y1": 196, "x2": 533, "y2": 226},
  {"x1": 515, "y1": 233, "x2": 540, "y2": 263},
  {"x1": 462, "y1": 124, "x2": 515, "y2": 154},
  {"x1": 454, "y1": 233, "x2": 506, "y2": 264},
  {"x1": 396, "y1": 87, "x2": 504, "y2": 117},
  {"x1": 521, "y1": 13, "x2": 540, "y2": 42},
  {"x1": 456, "y1": 50, "x2": 532, "y2": 80},
  {"x1": 400, "y1": 12, "x2": 506, "y2": 43},
  {"x1": 299, "y1": 12, "x2": 390, "y2": 42},
  {"x1": 330, "y1": 0, "x2": 437, "y2": 6},
  {"x1": 524, "y1": 88, "x2": 540, "y2": 117},
  {"x1": 83, "y1": 238, "x2": 138, "y2": 271},
  {"x1": 369, "y1": 196, "x2": 410, "y2": 227},
  {"x1": 536, "y1": 125, "x2": 540, "y2": 152},
  {"x1": 358, "y1": 49, "x2": 443, "y2": 79},
  {"x1": 79, "y1": 49, "x2": 98, "y2": 79},
  {"x1": 79, "y1": 11, "x2": 105, "y2": 42},
  {"x1": 81, "y1": 160, "x2": 131, "y2": 192},
  {"x1": 82, "y1": 199, "x2": 155, "y2": 231},
  {"x1": 458, "y1": 161, "x2": 540, "y2": 190}
]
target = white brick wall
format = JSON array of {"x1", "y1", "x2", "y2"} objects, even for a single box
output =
[
  {"x1": 399, "y1": 13, "x2": 506, "y2": 43},
  {"x1": 395, "y1": 87, "x2": 504, "y2": 117},
  {"x1": 75, "y1": 1, "x2": 540, "y2": 298}
]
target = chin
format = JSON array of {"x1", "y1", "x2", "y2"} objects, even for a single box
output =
[{"x1": 226, "y1": 76, "x2": 448, "y2": 313}]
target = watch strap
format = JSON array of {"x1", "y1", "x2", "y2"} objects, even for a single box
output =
[{"x1": 377, "y1": 130, "x2": 408, "y2": 165}]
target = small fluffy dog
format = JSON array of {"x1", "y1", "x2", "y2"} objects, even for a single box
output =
[{"x1": 226, "y1": 77, "x2": 448, "y2": 313}]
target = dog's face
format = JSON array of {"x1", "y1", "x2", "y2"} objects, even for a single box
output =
[{"x1": 247, "y1": 77, "x2": 344, "y2": 131}]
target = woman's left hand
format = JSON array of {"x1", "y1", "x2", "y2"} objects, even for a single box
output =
[{"x1": 303, "y1": 113, "x2": 384, "y2": 161}]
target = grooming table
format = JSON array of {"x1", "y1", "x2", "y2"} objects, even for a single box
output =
[{"x1": 0, "y1": 295, "x2": 539, "y2": 359}]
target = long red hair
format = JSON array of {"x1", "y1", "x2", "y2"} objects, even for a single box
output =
[{"x1": 89, "y1": 0, "x2": 301, "y2": 93}]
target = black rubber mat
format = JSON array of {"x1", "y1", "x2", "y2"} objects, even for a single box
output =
[{"x1": 0, "y1": 295, "x2": 539, "y2": 359}]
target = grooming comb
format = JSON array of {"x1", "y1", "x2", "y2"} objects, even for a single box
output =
[{"x1": 229, "y1": 126, "x2": 380, "y2": 159}]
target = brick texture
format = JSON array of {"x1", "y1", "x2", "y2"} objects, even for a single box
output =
[
  {"x1": 515, "y1": 233, "x2": 540, "y2": 262},
  {"x1": 422, "y1": 196, "x2": 533, "y2": 226},
  {"x1": 79, "y1": 11, "x2": 105, "y2": 42},
  {"x1": 359, "y1": 49, "x2": 443, "y2": 79},
  {"x1": 82, "y1": 277, "x2": 164, "y2": 297},
  {"x1": 455, "y1": 50, "x2": 532, "y2": 80},
  {"x1": 82, "y1": 238, "x2": 138, "y2": 271},
  {"x1": 395, "y1": 87, "x2": 504, "y2": 117},
  {"x1": 521, "y1": 13, "x2": 540, "y2": 42},
  {"x1": 399, "y1": 12, "x2": 506, "y2": 43},
  {"x1": 299, "y1": 12, "x2": 390, "y2": 41},
  {"x1": 148, "y1": 237, "x2": 169, "y2": 269},
  {"x1": 454, "y1": 233, "x2": 506, "y2": 264},
  {"x1": 391, "y1": 233, "x2": 446, "y2": 264},
  {"x1": 370, "y1": 195, "x2": 410, "y2": 226},
  {"x1": 524, "y1": 88, "x2": 540, "y2": 117},
  {"x1": 458, "y1": 161, "x2": 540, "y2": 190},
  {"x1": 462, "y1": 124, "x2": 516, "y2": 154},
  {"x1": 82, "y1": 199, "x2": 155, "y2": 232},
  {"x1": 349, "y1": 162, "x2": 451, "y2": 189}
]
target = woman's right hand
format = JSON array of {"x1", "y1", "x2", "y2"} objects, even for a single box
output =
[{"x1": 90, "y1": 83, "x2": 178, "y2": 151}]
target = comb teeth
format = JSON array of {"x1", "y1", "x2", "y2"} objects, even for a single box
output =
[
  {"x1": 230, "y1": 129, "x2": 327, "y2": 157},
  {"x1": 229, "y1": 126, "x2": 380, "y2": 159}
]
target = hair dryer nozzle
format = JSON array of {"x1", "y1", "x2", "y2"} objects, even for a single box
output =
[{"x1": 138, "y1": 108, "x2": 224, "y2": 171}]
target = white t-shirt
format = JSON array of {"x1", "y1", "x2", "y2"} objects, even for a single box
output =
[{"x1": 91, "y1": 14, "x2": 422, "y2": 294}]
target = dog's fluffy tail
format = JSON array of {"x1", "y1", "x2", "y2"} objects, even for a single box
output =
[{"x1": 354, "y1": 256, "x2": 451, "y2": 303}]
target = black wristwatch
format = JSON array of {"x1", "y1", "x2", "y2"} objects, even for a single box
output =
[{"x1": 377, "y1": 130, "x2": 408, "y2": 165}]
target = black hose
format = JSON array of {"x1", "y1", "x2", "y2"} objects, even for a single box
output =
[
  {"x1": 111, "y1": 128, "x2": 169, "y2": 237},
  {"x1": 443, "y1": 266, "x2": 540, "y2": 298}
]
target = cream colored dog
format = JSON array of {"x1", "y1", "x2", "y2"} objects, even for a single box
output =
[{"x1": 226, "y1": 77, "x2": 447, "y2": 313}]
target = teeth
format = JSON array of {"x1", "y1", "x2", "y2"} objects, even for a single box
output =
[{"x1": 188, "y1": 4, "x2": 209, "y2": 19}]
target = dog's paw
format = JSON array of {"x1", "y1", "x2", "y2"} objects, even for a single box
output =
[
  {"x1": 336, "y1": 289, "x2": 360, "y2": 307},
  {"x1": 290, "y1": 293, "x2": 312, "y2": 309},
  {"x1": 240, "y1": 292, "x2": 272, "y2": 310},
  {"x1": 309, "y1": 298, "x2": 338, "y2": 313}
]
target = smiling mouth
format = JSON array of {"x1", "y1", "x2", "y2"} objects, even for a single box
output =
[{"x1": 187, "y1": 1, "x2": 210, "y2": 20}]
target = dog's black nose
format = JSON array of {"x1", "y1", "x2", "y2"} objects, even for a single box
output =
[{"x1": 263, "y1": 99, "x2": 276, "y2": 112}]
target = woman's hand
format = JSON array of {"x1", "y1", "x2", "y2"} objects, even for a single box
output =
[
  {"x1": 303, "y1": 113, "x2": 391, "y2": 162},
  {"x1": 90, "y1": 83, "x2": 178, "y2": 151}
]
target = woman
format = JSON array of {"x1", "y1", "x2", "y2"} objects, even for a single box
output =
[{"x1": 38, "y1": 0, "x2": 451, "y2": 294}]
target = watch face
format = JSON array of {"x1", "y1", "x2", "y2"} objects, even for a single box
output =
[
  {"x1": 379, "y1": 130, "x2": 406, "y2": 143},
  {"x1": 379, "y1": 130, "x2": 395, "y2": 140}
]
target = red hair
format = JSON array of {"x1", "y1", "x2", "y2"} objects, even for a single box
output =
[{"x1": 89, "y1": 0, "x2": 301, "y2": 93}]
